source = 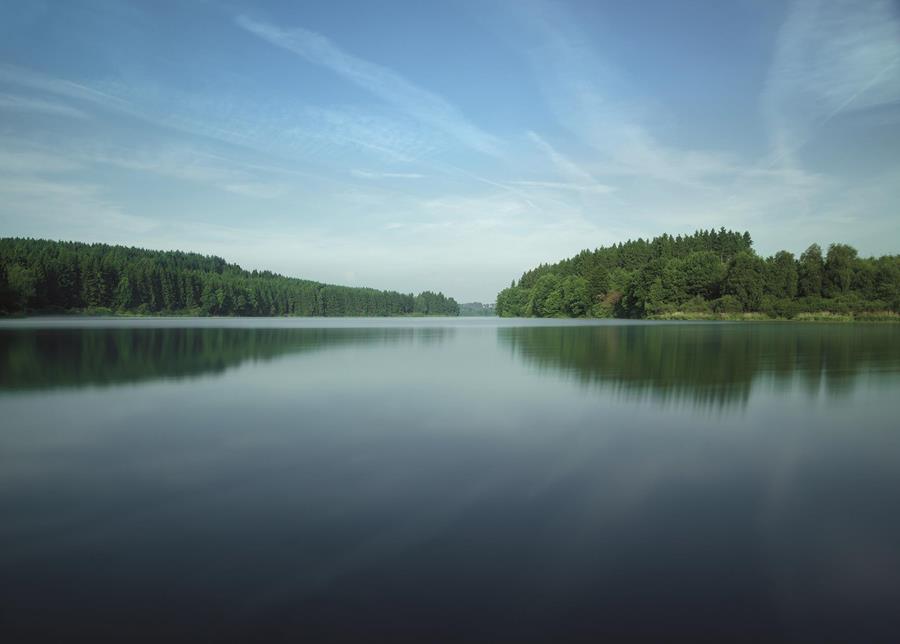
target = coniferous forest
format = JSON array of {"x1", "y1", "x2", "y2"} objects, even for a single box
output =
[
  {"x1": 496, "y1": 229, "x2": 900, "y2": 319},
  {"x1": 0, "y1": 238, "x2": 459, "y2": 317}
]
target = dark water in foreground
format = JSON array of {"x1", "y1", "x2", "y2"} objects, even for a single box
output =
[{"x1": 2, "y1": 318, "x2": 899, "y2": 642}]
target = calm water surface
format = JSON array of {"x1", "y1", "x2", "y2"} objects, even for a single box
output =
[{"x1": 2, "y1": 318, "x2": 899, "y2": 642}]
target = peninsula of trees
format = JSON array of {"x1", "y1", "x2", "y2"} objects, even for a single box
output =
[
  {"x1": 496, "y1": 229, "x2": 900, "y2": 319},
  {"x1": 0, "y1": 238, "x2": 459, "y2": 317}
]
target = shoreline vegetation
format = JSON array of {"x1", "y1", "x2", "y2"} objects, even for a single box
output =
[
  {"x1": 496, "y1": 229, "x2": 900, "y2": 322},
  {"x1": 3, "y1": 310, "x2": 896, "y2": 323},
  {"x1": 0, "y1": 238, "x2": 459, "y2": 318},
  {"x1": 0, "y1": 308, "x2": 465, "y2": 319},
  {"x1": 647, "y1": 311, "x2": 899, "y2": 322},
  {"x1": 3, "y1": 310, "x2": 897, "y2": 323},
  {"x1": 2, "y1": 233, "x2": 898, "y2": 323}
]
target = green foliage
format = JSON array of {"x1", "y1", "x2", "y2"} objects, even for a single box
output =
[
  {"x1": 413, "y1": 291, "x2": 459, "y2": 316},
  {"x1": 0, "y1": 238, "x2": 459, "y2": 317},
  {"x1": 458, "y1": 302, "x2": 496, "y2": 316},
  {"x1": 497, "y1": 229, "x2": 900, "y2": 320},
  {"x1": 4, "y1": 264, "x2": 36, "y2": 312},
  {"x1": 763, "y1": 296, "x2": 801, "y2": 319},
  {"x1": 798, "y1": 244, "x2": 824, "y2": 297},
  {"x1": 528, "y1": 274, "x2": 563, "y2": 317},
  {"x1": 765, "y1": 251, "x2": 798, "y2": 299},
  {"x1": 496, "y1": 286, "x2": 530, "y2": 317},
  {"x1": 823, "y1": 243, "x2": 857, "y2": 297},
  {"x1": 559, "y1": 275, "x2": 590, "y2": 317},
  {"x1": 681, "y1": 296, "x2": 712, "y2": 313},
  {"x1": 0, "y1": 265, "x2": 11, "y2": 313},
  {"x1": 681, "y1": 251, "x2": 725, "y2": 300},
  {"x1": 723, "y1": 251, "x2": 766, "y2": 311},
  {"x1": 712, "y1": 295, "x2": 743, "y2": 314},
  {"x1": 873, "y1": 256, "x2": 900, "y2": 310}
]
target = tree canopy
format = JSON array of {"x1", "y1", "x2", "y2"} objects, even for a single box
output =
[
  {"x1": 458, "y1": 302, "x2": 496, "y2": 316},
  {"x1": 0, "y1": 238, "x2": 459, "y2": 317},
  {"x1": 496, "y1": 228, "x2": 900, "y2": 319}
]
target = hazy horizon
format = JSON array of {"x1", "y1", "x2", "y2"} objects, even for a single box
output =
[{"x1": 2, "y1": 0, "x2": 899, "y2": 302}]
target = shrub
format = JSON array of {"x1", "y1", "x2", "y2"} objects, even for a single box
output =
[
  {"x1": 681, "y1": 296, "x2": 712, "y2": 313},
  {"x1": 712, "y1": 295, "x2": 743, "y2": 313}
]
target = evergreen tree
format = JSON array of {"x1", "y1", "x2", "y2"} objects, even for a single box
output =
[{"x1": 0, "y1": 238, "x2": 459, "y2": 317}]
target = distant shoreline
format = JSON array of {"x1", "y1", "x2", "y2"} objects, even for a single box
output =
[
  {"x1": 2, "y1": 310, "x2": 896, "y2": 323},
  {"x1": 0, "y1": 308, "x2": 470, "y2": 320}
]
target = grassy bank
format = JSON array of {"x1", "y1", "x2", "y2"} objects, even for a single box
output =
[{"x1": 647, "y1": 311, "x2": 900, "y2": 322}]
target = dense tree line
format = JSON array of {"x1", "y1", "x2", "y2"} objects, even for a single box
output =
[
  {"x1": 458, "y1": 302, "x2": 497, "y2": 316},
  {"x1": 496, "y1": 229, "x2": 900, "y2": 318},
  {"x1": 0, "y1": 238, "x2": 459, "y2": 317}
]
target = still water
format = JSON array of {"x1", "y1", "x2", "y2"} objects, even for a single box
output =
[{"x1": 2, "y1": 318, "x2": 899, "y2": 642}]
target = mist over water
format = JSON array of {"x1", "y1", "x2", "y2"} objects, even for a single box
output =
[{"x1": 2, "y1": 319, "x2": 899, "y2": 642}]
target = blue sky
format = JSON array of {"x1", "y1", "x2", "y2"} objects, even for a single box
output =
[{"x1": 1, "y1": 0, "x2": 899, "y2": 301}]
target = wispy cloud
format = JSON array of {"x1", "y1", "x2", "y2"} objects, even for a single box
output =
[
  {"x1": 0, "y1": 134, "x2": 294, "y2": 202},
  {"x1": 0, "y1": 63, "x2": 132, "y2": 112},
  {"x1": 500, "y1": 0, "x2": 900, "y2": 252},
  {"x1": 0, "y1": 93, "x2": 88, "y2": 119},
  {"x1": 526, "y1": 131, "x2": 597, "y2": 184},
  {"x1": 512, "y1": 3, "x2": 749, "y2": 190},
  {"x1": 510, "y1": 180, "x2": 614, "y2": 194},
  {"x1": 294, "y1": 106, "x2": 439, "y2": 162},
  {"x1": 3, "y1": 1, "x2": 898, "y2": 301},
  {"x1": 351, "y1": 169, "x2": 425, "y2": 180},
  {"x1": 524, "y1": 130, "x2": 615, "y2": 194},
  {"x1": 0, "y1": 176, "x2": 157, "y2": 235},
  {"x1": 221, "y1": 182, "x2": 289, "y2": 199},
  {"x1": 82, "y1": 144, "x2": 291, "y2": 199},
  {"x1": 235, "y1": 15, "x2": 502, "y2": 156},
  {"x1": 0, "y1": 140, "x2": 83, "y2": 174},
  {"x1": 763, "y1": 0, "x2": 900, "y2": 167},
  {"x1": 2, "y1": 61, "x2": 447, "y2": 175}
]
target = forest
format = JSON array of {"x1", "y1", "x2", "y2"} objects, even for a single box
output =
[
  {"x1": 0, "y1": 238, "x2": 459, "y2": 317},
  {"x1": 458, "y1": 302, "x2": 496, "y2": 316},
  {"x1": 495, "y1": 229, "x2": 900, "y2": 319}
]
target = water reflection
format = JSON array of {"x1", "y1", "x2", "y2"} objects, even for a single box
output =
[
  {"x1": 499, "y1": 322, "x2": 900, "y2": 409},
  {"x1": 0, "y1": 325, "x2": 456, "y2": 390},
  {"x1": 2, "y1": 320, "x2": 900, "y2": 641},
  {"x1": 5, "y1": 322, "x2": 899, "y2": 411}
]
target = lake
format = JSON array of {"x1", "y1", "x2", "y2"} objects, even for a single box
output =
[{"x1": 2, "y1": 318, "x2": 899, "y2": 642}]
